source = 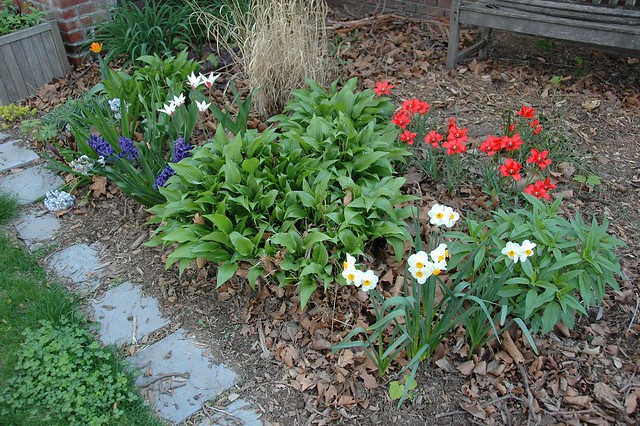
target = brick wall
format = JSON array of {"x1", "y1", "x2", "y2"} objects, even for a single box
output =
[
  {"x1": 326, "y1": 0, "x2": 453, "y2": 18},
  {"x1": 29, "y1": 0, "x2": 114, "y2": 64}
]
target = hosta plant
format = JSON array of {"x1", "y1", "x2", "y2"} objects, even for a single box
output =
[{"x1": 147, "y1": 78, "x2": 415, "y2": 307}]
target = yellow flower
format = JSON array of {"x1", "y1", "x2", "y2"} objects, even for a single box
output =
[{"x1": 90, "y1": 42, "x2": 102, "y2": 53}]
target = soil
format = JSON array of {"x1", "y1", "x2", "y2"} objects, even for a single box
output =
[{"x1": 8, "y1": 7, "x2": 640, "y2": 426}]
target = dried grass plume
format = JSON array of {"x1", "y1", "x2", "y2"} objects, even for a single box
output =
[{"x1": 190, "y1": 0, "x2": 331, "y2": 118}]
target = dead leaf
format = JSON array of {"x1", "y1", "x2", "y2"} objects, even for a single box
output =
[
  {"x1": 360, "y1": 371, "x2": 378, "y2": 389},
  {"x1": 193, "y1": 212, "x2": 205, "y2": 225},
  {"x1": 460, "y1": 402, "x2": 486, "y2": 419},
  {"x1": 502, "y1": 332, "x2": 525, "y2": 364},
  {"x1": 594, "y1": 382, "x2": 623, "y2": 410},
  {"x1": 564, "y1": 395, "x2": 592, "y2": 408},
  {"x1": 457, "y1": 360, "x2": 475, "y2": 376},
  {"x1": 582, "y1": 98, "x2": 601, "y2": 111},
  {"x1": 625, "y1": 393, "x2": 637, "y2": 414},
  {"x1": 90, "y1": 175, "x2": 107, "y2": 197}
]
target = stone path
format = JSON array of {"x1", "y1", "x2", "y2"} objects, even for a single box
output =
[{"x1": 0, "y1": 132, "x2": 263, "y2": 425}]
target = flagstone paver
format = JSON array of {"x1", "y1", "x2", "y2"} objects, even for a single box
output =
[
  {"x1": 91, "y1": 281, "x2": 170, "y2": 346},
  {"x1": 0, "y1": 140, "x2": 39, "y2": 172},
  {"x1": 48, "y1": 243, "x2": 104, "y2": 292},
  {"x1": 14, "y1": 209, "x2": 61, "y2": 250},
  {"x1": 5, "y1": 134, "x2": 262, "y2": 425},
  {"x1": 198, "y1": 399, "x2": 263, "y2": 426},
  {"x1": 0, "y1": 164, "x2": 64, "y2": 204},
  {"x1": 131, "y1": 328, "x2": 237, "y2": 424}
]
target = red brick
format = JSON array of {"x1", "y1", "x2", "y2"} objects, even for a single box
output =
[
  {"x1": 77, "y1": 2, "x2": 98, "y2": 16},
  {"x1": 58, "y1": 19, "x2": 81, "y2": 33},
  {"x1": 60, "y1": 29, "x2": 86, "y2": 44}
]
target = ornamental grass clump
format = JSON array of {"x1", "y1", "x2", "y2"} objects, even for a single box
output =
[{"x1": 192, "y1": 0, "x2": 331, "y2": 117}]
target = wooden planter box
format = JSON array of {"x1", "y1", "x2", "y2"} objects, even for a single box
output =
[{"x1": 0, "y1": 21, "x2": 71, "y2": 106}]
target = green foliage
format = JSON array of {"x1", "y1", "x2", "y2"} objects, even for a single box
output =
[
  {"x1": 0, "y1": 0, "x2": 45, "y2": 36},
  {"x1": 92, "y1": 0, "x2": 194, "y2": 64},
  {"x1": 0, "y1": 235, "x2": 161, "y2": 426},
  {"x1": 0, "y1": 320, "x2": 140, "y2": 425},
  {"x1": 0, "y1": 191, "x2": 20, "y2": 226},
  {"x1": 55, "y1": 50, "x2": 248, "y2": 207},
  {"x1": 148, "y1": 78, "x2": 414, "y2": 307},
  {"x1": 449, "y1": 195, "x2": 624, "y2": 335},
  {"x1": 0, "y1": 103, "x2": 36, "y2": 129}
]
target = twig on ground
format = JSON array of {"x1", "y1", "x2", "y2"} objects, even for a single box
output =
[
  {"x1": 131, "y1": 315, "x2": 137, "y2": 346},
  {"x1": 434, "y1": 410, "x2": 466, "y2": 419},
  {"x1": 517, "y1": 363, "x2": 540, "y2": 426},
  {"x1": 139, "y1": 372, "x2": 190, "y2": 388},
  {"x1": 627, "y1": 292, "x2": 639, "y2": 332}
]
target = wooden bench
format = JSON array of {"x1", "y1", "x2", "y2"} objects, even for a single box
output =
[{"x1": 446, "y1": 0, "x2": 640, "y2": 68}]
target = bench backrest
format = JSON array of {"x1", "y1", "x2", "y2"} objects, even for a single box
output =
[{"x1": 584, "y1": 0, "x2": 637, "y2": 6}]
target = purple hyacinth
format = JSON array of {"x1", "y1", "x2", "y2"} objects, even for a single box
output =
[
  {"x1": 173, "y1": 137, "x2": 192, "y2": 162},
  {"x1": 88, "y1": 134, "x2": 114, "y2": 158},
  {"x1": 153, "y1": 165, "x2": 175, "y2": 190},
  {"x1": 154, "y1": 137, "x2": 193, "y2": 190},
  {"x1": 117, "y1": 136, "x2": 139, "y2": 161}
]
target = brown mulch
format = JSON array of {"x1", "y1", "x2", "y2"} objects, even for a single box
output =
[{"x1": 9, "y1": 8, "x2": 640, "y2": 426}]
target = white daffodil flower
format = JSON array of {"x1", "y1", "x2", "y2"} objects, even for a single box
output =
[
  {"x1": 430, "y1": 243, "x2": 448, "y2": 263},
  {"x1": 196, "y1": 100, "x2": 211, "y2": 112},
  {"x1": 187, "y1": 72, "x2": 202, "y2": 89},
  {"x1": 517, "y1": 240, "x2": 537, "y2": 263},
  {"x1": 409, "y1": 265, "x2": 430, "y2": 284},
  {"x1": 342, "y1": 265, "x2": 358, "y2": 286},
  {"x1": 431, "y1": 260, "x2": 447, "y2": 276},
  {"x1": 408, "y1": 251, "x2": 430, "y2": 271},
  {"x1": 502, "y1": 241, "x2": 522, "y2": 263},
  {"x1": 343, "y1": 253, "x2": 356, "y2": 271},
  {"x1": 428, "y1": 204, "x2": 448, "y2": 226},
  {"x1": 443, "y1": 206, "x2": 460, "y2": 228},
  {"x1": 357, "y1": 270, "x2": 379, "y2": 292}
]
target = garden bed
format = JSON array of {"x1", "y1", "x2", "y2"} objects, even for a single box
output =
[{"x1": 12, "y1": 8, "x2": 640, "y2": 426}]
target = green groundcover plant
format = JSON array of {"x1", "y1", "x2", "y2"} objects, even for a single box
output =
[
  {"x1": 147, "y1": 78, "x2": 415, "y2": 307},
  {"x1": 0, "y1": 0, "x2": 46, "y2": 36},
  {"x1": 0, "y1": 321, "x2": 141, "y2": 426}
]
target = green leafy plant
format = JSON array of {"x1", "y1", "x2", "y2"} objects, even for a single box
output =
[
  {"x1": 92, "y1": 0, "x2": 194, "y2": 64},
  {"x1": 0, "y1": 320, "x2": 141, "y2": 425},
  {"x1": 0, "y1": 103, "x2": 36, "y2": 129},
  {"x1": 448, "y1": 194, "x2": 624, "y2": 335},
  {"x1": 148, "y1": 78, "x2": 414, "y2": 307},
  {"x1": 573, "y1": 173, "x2": 602, "y2": 191},
  {"x1": 333, "y1": 206, "x2": 491, "y2": 405},
  {"x1": 0, "y1": 0, "x2": 46, "y2": 36}
]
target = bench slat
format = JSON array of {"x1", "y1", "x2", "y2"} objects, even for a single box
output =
[
  {"x1": 484, "y1": 0, "x2": 640, "y2": 19},
  {"x1": 479, "y1": 0, "x2": 640, "y2": 25}
]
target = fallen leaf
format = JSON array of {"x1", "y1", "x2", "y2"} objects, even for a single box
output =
[
  {"x1": 360, "y1": 371, "x2": 378, "y2": 389},
  {"x1": 90, "y1": 175, "x2": 107, "y2": 197},
  {"x1": 460, "y1": 402, "x2": 486, "y2": 419},
  {"x1": 502, "y1": 332, "x2": 525, "y2": 364},
  {"x1": 625, "y1": 393, "x2": 637, "y2": 414},
  {"x1": 581, "y1": 98, "x2": 601, "y2": 111},
  {"x1": 457, "y1": 360, "x2": 475, "y2": 376},
  {"x1": 594, "y1": 382, "x2": 623, "y2": 410},
  {"x1": 564, "y1": 395, "x2": 592, "y2": 408}
]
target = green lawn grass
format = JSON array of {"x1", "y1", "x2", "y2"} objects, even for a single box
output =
[{"x1": 0, "y1": 193, "x2": 164, "y2": 426}]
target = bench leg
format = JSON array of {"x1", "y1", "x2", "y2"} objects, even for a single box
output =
[
  {"x1": 478, "y1": 27, "x2": 492, "y2": 60},
  {"x1": 446, "y1": 0, "x2": 462, "y2": 68}
]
